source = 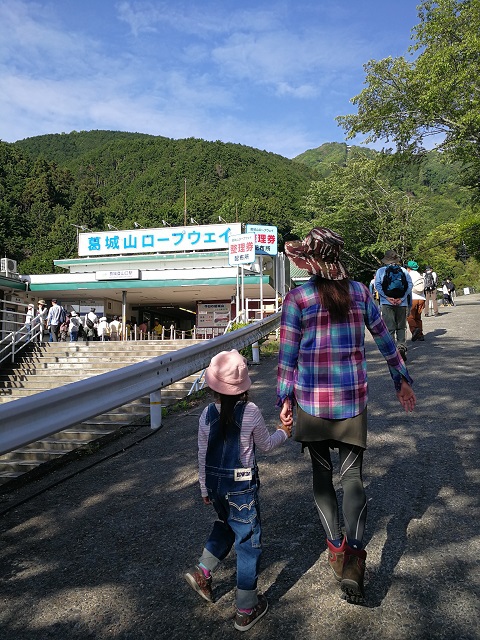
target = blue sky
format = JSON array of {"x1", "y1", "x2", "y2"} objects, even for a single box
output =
[{"x1": 0, "y1": 0, "x2": 420, "y2": 158}]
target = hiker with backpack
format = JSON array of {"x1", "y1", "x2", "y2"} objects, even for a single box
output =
[
  {"x1": 406, "y1": 260, "x2": 426, "y2": 341},
  {"x1": 445, "y1": 278, "x2": 456, "y2": 306},
  {"x1": 423, "y1": 266, "x2": 439, "y2": 317},
  {"x1": 374, "y1": 250, "x2": 413, "y2": 362},
  {"x1": 83, "y1": 307, "x2": 98, "y2": 342}
]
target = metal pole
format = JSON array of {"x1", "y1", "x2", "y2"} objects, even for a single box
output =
[
  {"x1": 122, "y1": 291, "x2": 127, "y2": 341},
  {"x1": 241, "y1": 266, "x2": 245, "y2": 321},
  {"x1": 259, "y1": 255, "x2": 264, "y2": 319},
  {"x1": 236, "y1": 266, "x2": 240, "y2": 321},
  {"x1": 184, "y1": 178, "x2": 187, "y2": 226}
]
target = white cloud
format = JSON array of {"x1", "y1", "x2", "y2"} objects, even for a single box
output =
[
  {"x1": 0, "y1": 0, "x2": 419, "y2": 156},
  {"x1": 116, "y1": 1, "x2": 159, "y2": 37},
  {"x1": 115, "y1": 1, "x2": 282, "y2": 38},
  {"x1": 210, "y1": 26, "x2": 369, "y2": 97}
]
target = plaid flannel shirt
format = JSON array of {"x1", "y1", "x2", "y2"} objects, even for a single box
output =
[{"x1": 277, "y1": 277, "x2": 412, "y2": 420}]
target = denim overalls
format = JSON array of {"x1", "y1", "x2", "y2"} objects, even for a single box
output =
[{"x1": 201, "y1": 402, "x2": 262, "y2": 608}]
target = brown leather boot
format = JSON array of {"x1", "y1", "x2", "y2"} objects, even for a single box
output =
[
  {"x1": 341, "y1": 545, "x2": 367, "y2": 604},
  {"x1": 326, "y1": 538, "x2": 347, "y2": 582}
]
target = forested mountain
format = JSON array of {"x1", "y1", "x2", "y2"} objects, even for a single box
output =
[
  {"x1": 1, "y1": 131, "x2": 477, "y2": 287},
  {"x1": 4, "y1": 131, "x2": 317, "y2": 273},
  {"x1": 294, "y1": 141, "x2": 376, "y2": 175}
]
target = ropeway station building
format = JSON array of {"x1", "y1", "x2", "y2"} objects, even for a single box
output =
[{"x1": 1, "y1": 223, "x2": 294, "y2": 340}]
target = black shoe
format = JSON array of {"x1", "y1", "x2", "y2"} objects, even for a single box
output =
[
  {"x1": 398, "y1": 346, "x2": 407, "y2": 362},
  {"x1": 411, "y1": 328, "x2": 420, "y2": 342},
  {"x1": 234, "y1": 594, "x2": 268, "y2": 632},
  {"x1": 184, "y1": 566, "x2": 214, "y2": 603}
]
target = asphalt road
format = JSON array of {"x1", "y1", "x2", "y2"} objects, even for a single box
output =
[{"x1": 1, "y1": 294, "x2": 479, "y2": 640}]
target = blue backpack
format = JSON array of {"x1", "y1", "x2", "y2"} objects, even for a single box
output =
[{"x1": 382, "y1": 265, "x2": 408, "y2": 298}]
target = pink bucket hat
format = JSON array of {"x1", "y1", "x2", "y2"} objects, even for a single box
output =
[
  {"x1": 205, "y1": 350, "x2": 251, "y2": 395},
  {"x1": 284, "y1": 227, "x2": 349, "y2": 280}
]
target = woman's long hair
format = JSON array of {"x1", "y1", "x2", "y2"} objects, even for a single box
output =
[
  {"x1": 214, "y1": 391, "x2": 249, "y2": 440},
  {"x1": 315, "y1": 277, "x2": 351, "y2": 322}
]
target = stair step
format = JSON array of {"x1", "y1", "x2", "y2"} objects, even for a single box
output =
[
  {"x1": 0, "y1": 449, "x2": 68, "y2": 462},
  {"x1": 0, "y1": 340, "x2": 207, "y2": 485}
]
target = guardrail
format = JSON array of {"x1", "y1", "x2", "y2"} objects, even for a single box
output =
[{"x1": 0, "y1": 312, "x2": 281, "y2": 456}]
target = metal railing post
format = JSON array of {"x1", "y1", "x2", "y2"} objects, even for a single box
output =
[{"x1": 150, "y1": 390, "x2": 162, "y2": 429}]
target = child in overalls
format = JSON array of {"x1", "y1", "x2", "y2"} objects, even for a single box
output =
[{"x1": 185, "y1": 350, "x2": 292, "y2": 632}]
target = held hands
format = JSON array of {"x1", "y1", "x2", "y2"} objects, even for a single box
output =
[
  {"x1": 279, "y1": 398, "x2": 293, "y2": 437},
  {"x1": 396, "y1": 380, "x2": 416, "y2": 412}
]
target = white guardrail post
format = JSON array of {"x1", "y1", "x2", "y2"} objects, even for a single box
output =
[{"x1": 0, "y1": 312, "x2": 281, "y2": 455}]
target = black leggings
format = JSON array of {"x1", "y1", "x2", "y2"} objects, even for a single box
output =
[{"x1": 306, "y1": 441, "x2": 367, "y2": 544}]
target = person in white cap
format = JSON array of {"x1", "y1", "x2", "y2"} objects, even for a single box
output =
[
  {"x1": 35, "y1": 300, "x2": 48, "y2": 342},
  {"x1": 185, "y1": 349, "x2": 292, "y2": 632},
  {"x1": 68, "y1": 311, "x2": 81, "y2": 342},
  {"x1": 24, "y1": 303, "x2": 35, "y2": 335}
]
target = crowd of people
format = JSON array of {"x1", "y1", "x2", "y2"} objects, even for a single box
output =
[
  {"x1": 369, "y1": 259, "x2": 456, "y2": 358},
  {"x1": 26, "y1": 302, "x2": 139, "y2": 342},
  {"x1": 23, "y1": 301, "x2": 170, "y2": 343}
]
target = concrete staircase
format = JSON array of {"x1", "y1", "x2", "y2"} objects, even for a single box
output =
[{"x1": 0, "y1": 339, "x2": 206, "y2": 485}]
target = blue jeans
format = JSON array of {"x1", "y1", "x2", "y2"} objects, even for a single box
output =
[{"x1": 202, "y1": 480, "x2": 262, "y2": 609}]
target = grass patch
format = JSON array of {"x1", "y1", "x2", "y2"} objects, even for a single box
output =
[
  {"x1": 161, "y1": 388, "x2": 208, "y2": 417},
  {"x1": 260, "y1": 338, "x2": 280, "y2": 357}
]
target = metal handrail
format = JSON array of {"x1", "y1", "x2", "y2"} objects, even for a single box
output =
[
  {"x1": 0, "y1": 312, "x2": 281, "y2": 456},
  {"x1": 0, "y1": 323, "x2": 41, "y2": 366}
]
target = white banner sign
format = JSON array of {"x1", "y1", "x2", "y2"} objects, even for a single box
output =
[
  {"x1": 246, "y1": 224, "x2": 278, "y2": 256},
  {"x1": 78, "y1": 223, "x2": 242, "y2": 257},
  {"x1": 228, "y1": 233, "x2": 256, "y2": 265}
]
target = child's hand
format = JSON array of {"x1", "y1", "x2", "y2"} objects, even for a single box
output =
[
  {"x1": 278, "y1": 423, "x2": 292, "y2": 438},
  {"x1": 202, "y1": 496, "x2": 211, "y2": 505}
]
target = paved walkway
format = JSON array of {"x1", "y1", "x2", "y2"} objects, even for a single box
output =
[{"x1": 1, "y1": 295, "x2": 479, "y2": 640}]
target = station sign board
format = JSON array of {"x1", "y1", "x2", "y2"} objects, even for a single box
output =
[
  {"x1": 95, "y1": 269, "x2": 140, "y2": 280},
  {"x1": 78, "y1": 223, "x2": 242, "y2": 257}
]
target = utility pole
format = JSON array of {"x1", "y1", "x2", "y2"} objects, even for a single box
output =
[{"x1": 184, "y1": 178, "x2": 187, "y2": 226}]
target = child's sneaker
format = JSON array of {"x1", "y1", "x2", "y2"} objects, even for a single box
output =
[
  {"x1": 234, "y1": 594, "x2": 268, "y2": 632},
  {"x1": 184, "y1": 566, "x2": 214, "y2": 603}
]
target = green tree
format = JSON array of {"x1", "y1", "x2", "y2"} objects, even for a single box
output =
[
  {"x1": 459, "y1": 214, "x2": 480, "y2": 261},
  {"x1": 297, "y1": 157, "x2": 423, "y2": 281},
  {"x1": 337, "y1": 0, "x2": 480, "y2": 196}
]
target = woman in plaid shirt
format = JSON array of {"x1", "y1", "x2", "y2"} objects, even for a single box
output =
[{"x1": 277, "y1": 228, "x2": 416, "y2": 605}]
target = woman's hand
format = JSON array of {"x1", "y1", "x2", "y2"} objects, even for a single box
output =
[
  {"x1": 396, "y1": 380, "x2": 416, "y2": 412},
  {"x1": 280, "y1": 398, "x2": 293, "y2": 427}
]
